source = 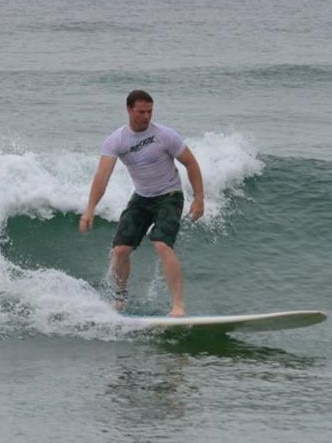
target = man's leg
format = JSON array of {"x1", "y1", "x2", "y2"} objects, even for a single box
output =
[
  {"x1": 110, "y1": 245, "x2": 133, "y2": 310},
  {"x1": 110, "y1": 193, "x2": 152, "y2": 311},
  {"x1": 153, "y1": 241, "x2": 185, "y2": 317}
]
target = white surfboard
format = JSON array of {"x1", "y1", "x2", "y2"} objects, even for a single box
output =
[{"x1": 123, "y1": 310, "x2": 327, "y2": 334}]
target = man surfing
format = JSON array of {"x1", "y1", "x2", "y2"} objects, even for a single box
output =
[{"x1": 79, "y1": 90, "x2": 204, "y2": 316}]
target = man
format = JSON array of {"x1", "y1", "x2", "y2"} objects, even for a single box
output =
[{"x1": 79, "y1": 90, "x2": 204, "y2": 317}]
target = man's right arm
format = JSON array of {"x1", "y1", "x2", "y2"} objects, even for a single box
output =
[{"x1": 79, "y1": 156, "x2": 117, "y2": 232}]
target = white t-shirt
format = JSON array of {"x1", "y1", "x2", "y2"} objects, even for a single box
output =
[{"x1": 101, "y1": 122, "x2": 186, "y2": 197}]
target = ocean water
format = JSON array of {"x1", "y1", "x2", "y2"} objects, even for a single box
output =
[{"x1": 1, "y1": 0, "x2": 331, "y2": 442}]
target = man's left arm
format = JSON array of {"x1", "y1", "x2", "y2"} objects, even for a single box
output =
[{"x1": 176, "y1": 146, "x2": 204, "y2": 221}]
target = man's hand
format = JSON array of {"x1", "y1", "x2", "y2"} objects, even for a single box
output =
[
  {"x1": 79, "y1": 213, "x2": 94, "y2": 232},
  {"x1": 189, "y1": 196, "x2": 204, "y2": 222},
  {"x1": 176, "y1": 147, "x2": 204, "y2": 222}
]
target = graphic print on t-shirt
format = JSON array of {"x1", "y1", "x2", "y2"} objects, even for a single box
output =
[{"x1": 129, "y1": 136, "x2": 156, "y2": 153}]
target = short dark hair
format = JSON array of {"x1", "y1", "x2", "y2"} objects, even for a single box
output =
[{"x1": 126, "y1": 90, "x2": 154, "y2": 108}]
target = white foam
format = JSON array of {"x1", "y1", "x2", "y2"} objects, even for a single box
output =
[
  {"x1": 184, "y1": 131, "x2": 264, "y2": 218},
  {"x1": 0, "y1": 254, "x2": 127, "y2": 340},
  {"x1": 0, "y1": 131, "x2": 264, "y2": 224}
]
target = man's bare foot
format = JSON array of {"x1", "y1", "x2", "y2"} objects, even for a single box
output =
[
  {"x1": 111, "y1": 299, "x2": 127, "y2": 312},
  {"x1": 111, "y1": 290, "x2": 129, "y2": 312},
  {"x1": 168, "y1": 306, "x2": 185, "y2": 317}
]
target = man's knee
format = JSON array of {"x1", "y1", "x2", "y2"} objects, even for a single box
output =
[
  {"x1": 153, "y1": 241, "x2": 173, "y2": 257},
  {"x1": 112, "y1": 245, "x2": 133, "y2": 261}
]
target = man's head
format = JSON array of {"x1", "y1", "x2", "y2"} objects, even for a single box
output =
[{"x1": 126, "y1": 90, "x2": 154, "y2": 132}]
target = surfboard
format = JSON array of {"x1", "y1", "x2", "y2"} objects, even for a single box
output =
[{"x1": 123, "y1": 310, "x2": 327, "y2": 334}]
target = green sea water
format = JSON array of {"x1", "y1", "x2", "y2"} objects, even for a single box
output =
[{"x1": 0, "y1": 0, "x2": 331, "y2": 442}]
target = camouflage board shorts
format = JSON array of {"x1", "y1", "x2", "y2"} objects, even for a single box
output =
[{"x1": 112, "y1": 191, "x2": 184, "y2": 249}]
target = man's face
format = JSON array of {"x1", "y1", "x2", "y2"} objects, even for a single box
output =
[{"x1": 127, "y1": 100, "x2": 153, "y2": 132}]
